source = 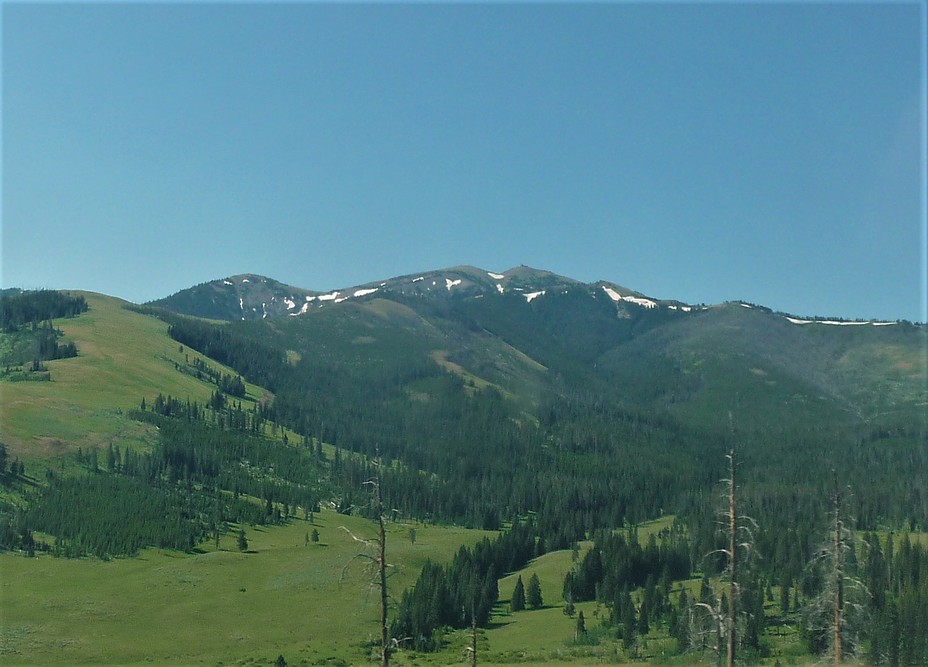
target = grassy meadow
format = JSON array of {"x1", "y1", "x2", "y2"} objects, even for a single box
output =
[
  {"x1": 0, "y1": 292, "x2": 266, "y2": 465},
  {"x1": 0, "y1": 509, "x2": 495, "y2": 666}
]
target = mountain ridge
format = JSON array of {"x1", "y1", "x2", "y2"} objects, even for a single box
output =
[{"x1": 148, "y1": 264, "x2": 911, "y2": 326}]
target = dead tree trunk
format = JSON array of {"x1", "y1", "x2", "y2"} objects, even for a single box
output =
[
  {"x1": 832, "y1": 470, "x2": 843, "y2": 665},
  {"x1": 726, "y1": 445, "x2": 737, "y2": 667},
  {"x1": 374, "y1": 460, "x2": 390, "y2": 667}
]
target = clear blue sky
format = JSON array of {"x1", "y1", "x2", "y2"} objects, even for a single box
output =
[{"x1": 3, "y1": 2, "x2": 925, "y2": 322}]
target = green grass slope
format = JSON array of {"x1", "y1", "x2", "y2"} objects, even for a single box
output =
[
  {"x1": 0, "y1": 292, "x2": 264, "y2": 464},
  {"x1": 0, "y1": 509, "x2": 494, "y2": 666}
]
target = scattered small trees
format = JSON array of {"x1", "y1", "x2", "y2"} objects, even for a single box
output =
[{"x1": 237, "y1": 528, "x2": 249, "y2": 552}]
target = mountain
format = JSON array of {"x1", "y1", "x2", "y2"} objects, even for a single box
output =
[
  {"x1": 149, "y1": 265, "x2": 688, "y2": 320},
  {"x1": 149, "y1": 273, "x2": 319, "y2": 321},
  {"x1": 149, "y1": 264, "x2": 926, "y2": 427}
]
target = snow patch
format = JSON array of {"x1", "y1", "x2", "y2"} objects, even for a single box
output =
[
  {"x1": 488, "y1": 272, "x2": 505, "y2": 280},
  {"x1": 334, "y1": 297, "x2": 348, "y2": 304},
  {"x1": 524, "y1": 290, "x2": 545, "y2": 303},
  {"x1": 242, "y1": 278, "x2": 250, "y2": 283},
  {"x1": 262, "y1": 303, "x2": 267, "y2": 319},
  {"x1": 354, "y1": 288, "x2": 379, "y2": 297},
  {"x1": 380, "y1": 282, "x2": 387, "y2": 287},
  {"x1": 496, "y1": 284, "x2": 505, "y2": 294},
  {"x1": 239, "y1": 298, "x2": 244, "y2": 311},
  {"x1": 602, "y1": 286, "x2": 622, "y2": 302},
  {"x1": 601, "y1": 286, "x2": 656, "y2": 308},
  {"x1": 872, "y1": 321, "x2": 897, "y2": 326},
  {"x1": 740, "y1": 303, "x2": 753, "y2": 308},
  {"x1": 317, "y1": 291, "x2": 340, "y2": 302},
  {"x1": 787, "y1": 317, "x2": 872, "y2": 326},
  {"x1": 284, "y1": 298, "x2": 296, "y2": 310},
  {"x1": 445, "y1": 279, "x2": 462, "y2": 291},
  {"x1": 681, "y1": 306, "x2": 692, "y2": 312},
  {"x1": 222, "y1": 280, "x2": 233, "y2": 286},
  {"x1": 412, "y1": 276, "x2": 424, "y2": 283}
]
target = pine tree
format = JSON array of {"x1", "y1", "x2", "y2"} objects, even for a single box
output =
[
  {"x1": 237, "y1": 528, "x2": 248, "y2": 552},
  {"x1": 527, "y1": 572, "x2": 543, "y2": 609},
  {"x1": 511, "y1": 575, "x2": 526, "y2": 612},
  {"x1": 575, "y1": 610, "x2": 587, "y2": 639}
]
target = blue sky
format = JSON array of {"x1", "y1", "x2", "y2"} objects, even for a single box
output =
[{"x1": 2, "y1": 2, "x2": 925, "y2": 322}]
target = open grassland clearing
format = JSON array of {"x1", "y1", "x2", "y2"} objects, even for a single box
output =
[
  {"x1": 0, "y1": 509, "x2": 493, "y2": 666},
  {"x1": 0, "y1": 293, "x2": 266, "y2": 462}
]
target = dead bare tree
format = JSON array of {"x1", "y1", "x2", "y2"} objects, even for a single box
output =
[
  {"x1": 832, "y1": 471, "x2": 844, "y2": 665},
  {"x1": 802, "y1": 471, "x2": 868, "y2": 664},
  {"x1": 726, "y1": 444, "x2": 737, "y2": 667},
  {"x1": 692, "y1": 439, "x2": 757, "y2": 667},
  {"x1": 340, "y1": 452, "x2": 394, "y2": 667}
]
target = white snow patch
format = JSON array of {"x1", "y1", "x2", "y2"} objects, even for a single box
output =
[
  {"x1": 242, "y1": 278, "x2": 250, "y2": 283},
  {"x1": 354, "y1": 288, "x2": 379, "y2": 297},
  {"x1": 627, "y1": 296, "x2": 657, "y2": 308},
  {"x1": 821, "y1": 320, "x2": 869, "y2": 326},
  {"x1": 432, "y1": 281, "x2": 437, "y2": 286},
  {"x1": 602, "y1": 286, "x2": 622, "y2": 302},
  {"x1": 601, "y1": 286, "x2": 655, "y2": 308},
  {"x1": 872, "y1": 321, "x2": 897, "y2": 326},
  {"x1": 445, "y1": 279, "x2": 462, "y2": 291},
  {"x1": 284, "y1": 298, "x2": 296, "y2": 310},
  {"x1": 317, "y1": 291, "x2": 340, "y2": 302},
  {"x1": 496, "y1": 284, "x2": 505, "y2": 294},
  {"x1": 681, "y1": 306, "x2": 692, "y2": 312},
  {"x1": 299, "y1": 302, "x2": 311, "y2": 314},
  {"x1": 488, "y1": 272, "x2": 505, "y2": 280},
  {"x1": 239, "y1": 298, "x2": 244, "y2": 311},
  {"x1": 262, "y1": 303, "x2": 267, "y2": 319},
  {"x1": 334, "y1": 297, "x2": 348, "y2": 304},
  {"x1": 786, "y1": 317, "x2": 874, "y2": 326},
  {"x1": 413, "y1": 277, "x2": 424, "y2": 283},
  {"x1": 524, "y1": 290, "x2": 545, "y2": 303},
  {"x1": 740, "y1": 303, "x2": 753, "y2": 308},
  {"x1": 222, "y1": 280, "x2": 233, "y2": 286},
  {"x1": 669, "y1": 305, "x2": 678, "y2": 310},
  {"x1": 380, "y1": 282, "x2": 387, "y2": 287}
]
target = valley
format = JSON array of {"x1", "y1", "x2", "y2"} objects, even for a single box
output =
[{"x1": 0, "y1": 267, "x2": 926, "y2": 666}]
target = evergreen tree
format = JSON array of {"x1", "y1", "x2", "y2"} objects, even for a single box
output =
[
  {"x1": 563, "y1": 593, "x2": 576, "y2": 618},
  {"x1": 237, "y1": 528, "x2": 248, "y2": 552},
  {"x1": 511, "y1": 575, "x2": 526, "y2": 612},
  {"x1": 527, "y1": 572, "x2": 543, "y2": 609},
  {"x1": 575, "y1": 610, "x2": 587, "y2": 639},
  {"x1": 622, "y1": 599, "x2": 637, "y2": 650}
]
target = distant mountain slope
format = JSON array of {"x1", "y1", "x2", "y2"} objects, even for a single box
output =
[
  {"x1": 148, "y1": 265, "x2": 927, "y2": 434},
  {"x1": 149, "y1": 274, "x2": 319, "y2": 321}
]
